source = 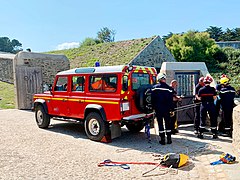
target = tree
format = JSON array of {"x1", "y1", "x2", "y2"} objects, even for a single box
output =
[
  {"x1": 80, "y1": 37, "x2": 100, "y2": 47},
  {"x1": 205, "y1": 26, "x2": 223, "y2": 41},
  {"x1": 162, "y1": 32, "x2": 174, "y2": 43},
  {"x1": 165, "y1": 31, "x2": 223, "y2": 67},
  {"x1": 97, "y1": 27, "x2": 116, "y2": 43},
  {"x1": 0, "y1": 37, "x2": 22, "y2": 53}
]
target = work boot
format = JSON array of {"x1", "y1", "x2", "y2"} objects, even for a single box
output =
[
  {"x1": 159, "y1": 133, "x2": 165, "y2": 145},
  {"x1": 197, "y1": 133, "x2": 204, "y2": 139},
  {"x1": 166, "y1": 132, "x2": 172, "y2": 144},
  {"x1": 211, "y1": 128, "x2": 218, "y2": 139},
  {"x1": 194, "y1": 128, "x2": 199, "y2": 135}
]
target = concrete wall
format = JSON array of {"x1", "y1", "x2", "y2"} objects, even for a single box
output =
[
  {"x1": 233, "y1": 105, "x2": 240, "y2": 155},
  {"x1": 160, "y1": 62, "x2": 215, "y2": 86},
  {"x1": 129, "y1": 36, "x2": 175, "y2": 69},
  {"x1": 216, "y1": 41, "x2": 240, "y2": 49},
  {"x1": 0, "y1": 53, "x2": 15, "y2": 83}
]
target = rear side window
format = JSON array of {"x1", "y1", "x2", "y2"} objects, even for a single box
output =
[
  {"x1": 90, "y1": 74, "x2": 117, "y2": 92},
  {"x1": 132, "y1": 73, "x2": 150, "y2": 90}
]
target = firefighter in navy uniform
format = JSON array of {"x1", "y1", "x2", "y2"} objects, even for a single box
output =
[
  {"x1": 194, "y1": 77, "x2": 205, "y2": 134},
  {"x1": 197, "y1": 76, "x2": 218, "y2": 139},
  {"x1": 219, "y1": 77, "x2": 236, "y2": 137},
  {"x1": 151, "y1": 73, "x2": 173, "y2": 145}
]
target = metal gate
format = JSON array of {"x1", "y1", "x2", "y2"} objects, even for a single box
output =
[
  {"x1": 175, "y1": 72, "x2": 199, "y2": 123},
  {"x1": 15, "y1": 66, "x2": 43, "y2": 109}
]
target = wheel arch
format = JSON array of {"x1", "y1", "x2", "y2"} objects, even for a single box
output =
[
  {"x1": 34, "y1": 99, "x2": 48, "y2": 114},
  {"x1": 84, "y1": 104, "x2": 107, "y2": 121}
]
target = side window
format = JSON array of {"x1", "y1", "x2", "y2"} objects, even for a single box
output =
[
  {"x1": 72, "y1": 76, "x2": 85, "y2": 92},
  {"x1": 122, "y1": 75, "x2": 128, "y2": 91},
  {"x1": 54, "y1": 76, "x2": 68, "y2": 91},
  {"x1": 90, "y1": 74, "x2": 117, "y2": 92}
]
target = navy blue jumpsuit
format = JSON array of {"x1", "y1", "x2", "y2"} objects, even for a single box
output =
[
  {"x1": 151, "y1": 82, "x2": 173, "y2": 136},
  {"x1": 194, "y1": 83, "x2": 204, "y2": 131},
  {"x1": 198, "y1": 85, "x2": 217, "y2": 134},
  {"x1": 219, "y1": 85, "x2": 236, "y2": 131}
]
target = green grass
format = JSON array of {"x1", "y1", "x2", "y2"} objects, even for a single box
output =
[
  {"x1": 0, "y1": 81, "x2": 15, "y2": 109},
  {"x1": 47, "y1": 37, "x2": 155, "y2": 68}
]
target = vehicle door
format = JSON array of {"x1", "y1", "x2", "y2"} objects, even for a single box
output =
[
  {"x1": 49, "y1": 76, "x2": 69, "y2": 116},
  {"x1": 68, "y1": 75, "x2": 86, "y2": 119}
]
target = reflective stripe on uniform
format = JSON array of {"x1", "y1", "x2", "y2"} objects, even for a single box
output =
[
  {"x1": 220, "y1": 90, "x2": 236, "y2": 93},
  {"x1": 152, "y1": 88, "x2": 173, "y2": 92}
]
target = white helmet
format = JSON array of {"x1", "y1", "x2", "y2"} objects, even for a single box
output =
[{"x1": 157, "y1": 73, "x2": 166, "y2": 81}]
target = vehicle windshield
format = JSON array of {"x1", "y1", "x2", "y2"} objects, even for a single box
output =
[{"x1": 132, "y1": 73, "x2": 150, "y2": 90}]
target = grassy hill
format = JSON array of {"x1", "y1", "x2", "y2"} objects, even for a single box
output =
[
  {"x1": 47, "y1": 37, "x2": 155, "y2": 68},
  {"x1": 0, "y1": 81, "x2": 15, "y2": 109}
]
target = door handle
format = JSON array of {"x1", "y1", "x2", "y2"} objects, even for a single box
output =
[
  {"x1": 79, "y1": 100, "x2": 84, "y2": 103},
  {"x1": 62, "y1": 99, "x2": 67, "y2": 102}
]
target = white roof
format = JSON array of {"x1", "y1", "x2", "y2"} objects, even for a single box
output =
[
  {"x1": 57, "y1": 65, "x2": 127, "y2": 75},
  {"x1": 0, "y1": 52, "x2": 15, "y2": 59}
]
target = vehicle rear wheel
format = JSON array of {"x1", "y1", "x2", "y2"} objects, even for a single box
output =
[
  {"x1": 126, "y1": 121, "x2": 144, "y2": 133},
  {"x1": 35, "y1": 105, "x2": 50, "y2": 128},
  {"x1": 84, "y1": 112, "x2": 109, "y2": 141}
]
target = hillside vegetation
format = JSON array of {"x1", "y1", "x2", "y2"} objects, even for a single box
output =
[
  {"x1": 0, "y1": 81, "x2": 15, "y2": 109},
  {"x1": 48, "y1": 37, "x2": 155, "y2": 68}
]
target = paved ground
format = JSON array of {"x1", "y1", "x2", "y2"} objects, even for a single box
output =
[{"x1": 0, "y1": 109, "x2": 239, "y2": 180}]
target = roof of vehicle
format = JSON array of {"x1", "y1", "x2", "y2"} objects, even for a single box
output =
[
  {"x1": 56, "y1": 65, "x2": 157, "y2": 75},
  {"x1": 57, "y1": 65, "x2": 126, "y2": 75}
]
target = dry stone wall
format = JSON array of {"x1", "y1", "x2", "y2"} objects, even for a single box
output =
[
  {"x1": 0, "y1": 53, "x2": 15, "y2": 83},
  {"x1": 13, "y1": 52, "x2": 70, "y2": 85},
  {"x1": 129, "y1": 36, "x2": 175, "y2": 69}
]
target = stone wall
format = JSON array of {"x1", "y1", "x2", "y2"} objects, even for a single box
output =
[
  {"x1": 233, "y1": 104, "x2": 240, "y2": 155},
  {"x1": 0, "y1": 53, "x2": 15, "y2": 83},
  {"x1": 129, "y1": 36, "x2": 175, "y2": 69}
]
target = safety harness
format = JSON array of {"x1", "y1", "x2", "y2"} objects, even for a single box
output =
[{"x1": 210, "y1": 153, "x2": 236, "y2": 165}]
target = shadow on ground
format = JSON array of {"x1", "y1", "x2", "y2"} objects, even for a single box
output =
[{"x1": 44, "y1": 120, "x2": 230, "y2": 165}]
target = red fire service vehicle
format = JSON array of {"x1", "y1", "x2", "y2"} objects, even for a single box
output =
[{"x1": 33, "y1": 65, "x2": 157, "y2": 142}]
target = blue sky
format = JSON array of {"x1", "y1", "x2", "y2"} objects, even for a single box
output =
[{"x1": 0, "y1": 0, "x2": 239, "y2": 52}]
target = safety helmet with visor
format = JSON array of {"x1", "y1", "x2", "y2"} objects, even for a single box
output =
[
  {"x1": 220, "y1": 77, "x2": 229, "y2": 85},
  {"x1": 157, "y1": 73, "x2": 166, "y2": 81},
  {"x1": 203, "y1": 76, "x2": 213, "y2": 83}
]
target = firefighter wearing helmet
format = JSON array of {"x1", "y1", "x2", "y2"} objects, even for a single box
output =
[
  {"x1": 194, "y1": 77, "x2": 205, "y2": 134},
  {"x1": 197, "y1": 76, "x2": 218, "y2": 139},
  {"x1": 218, "y1": 76, "x2": 236, "y2": 137},
  {"x1": 151, "y1": 73, "x2": 173, "y2": 145}
]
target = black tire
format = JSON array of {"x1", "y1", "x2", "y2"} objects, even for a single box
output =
[
  {"x1": 35, "y1": 105, "x2": 50, "y2": 128},
  {"x1": 84, "y1": 112, "x2": 109, "y2": 141},
  {"x1": 126, "y1": 121, "x2": 144, "y2": 133},
  {"x1": 135, "y1": 84, "x2": 153, "y2": 114}
]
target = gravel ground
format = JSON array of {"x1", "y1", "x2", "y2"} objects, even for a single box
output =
[{"x1": 0, "y1": 109, "x2": 239, "y2": 180}]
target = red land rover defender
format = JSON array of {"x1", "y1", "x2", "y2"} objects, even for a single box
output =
[{"x1": 33, "y1": 65, "x2": 157, "y2": 142}]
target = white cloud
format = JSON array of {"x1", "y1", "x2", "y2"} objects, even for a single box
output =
[{"x1": 56, "y1": 42, "x2": 80, "y2": 50}]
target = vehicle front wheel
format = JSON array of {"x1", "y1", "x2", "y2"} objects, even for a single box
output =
[
  {"x1": 35, "y1": 105, "x2": 50, "y2": 128},
  {"x1": 84, "y1": 112, "x2": 109, "y2": 141}
]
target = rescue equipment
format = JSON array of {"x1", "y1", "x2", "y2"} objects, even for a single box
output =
[
  {"x1": 98, "y1": 153, "x2": 189, "y2": 170},
  {"x1": 160, "y1": 153, "x2": 189, "y2": 168},
  {"x1": 210, "y1": 153, "x2": 236, "y2": 165}
]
